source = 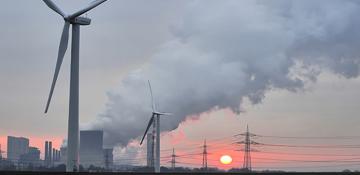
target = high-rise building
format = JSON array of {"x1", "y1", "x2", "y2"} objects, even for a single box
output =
[
  {"x1": 44, "y1": 141, "x2": 49, "y2": 165},
  {"x1": 103, "y1": 148, "x2": 113, "y2": 170},
  {"x1": 7, "y1": 136, "x2": 29, "y2": 162},
  {"x1": 19, "y1": 147, "x2": 41, "y2": 166},
  {"x1": 54, "y1": 149, "x2": 60, "y2": 162},
  {"x1": 60, "y1": 146, "x2": 67, "y2": 164},
  {"x1": 48, "y1": 141, "x2": 52, "y2": 165},
  {"x1": 52, "y1": 148, "x2": 56, "y2": 163},
  {"x1": 80, "y1": 130, "x2": 104, "y2": 167}
]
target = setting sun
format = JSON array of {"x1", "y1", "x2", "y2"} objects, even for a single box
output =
[{"x1": 220, "y1": 155, "x2": 233, "y2": 165}]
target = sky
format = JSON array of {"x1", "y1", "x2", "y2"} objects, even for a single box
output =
[{"x1": 1, "y1": 0, "x2": 360, "y2": 172}]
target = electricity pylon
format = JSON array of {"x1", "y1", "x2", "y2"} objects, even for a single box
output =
[
  {"x1": 235, "y1": 125, "x2": 259, "y2": 172},
  {"x1": 171, "y1": 148, "x2": 176, "y2": 170},
  {"x1": 202, "y1": 139, "x2": 208, "y2": 171}
]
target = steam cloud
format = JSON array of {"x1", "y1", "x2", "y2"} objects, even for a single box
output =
[{"x1": 90, "y1": 0, "x2": 360, "y2": 147}]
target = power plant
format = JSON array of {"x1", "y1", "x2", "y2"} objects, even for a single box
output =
[
  {"x1": 79, "y1": 130, "x2": 104, "y2": 168},
  {"x1": 1, "y1": 131, "x2": 112, "y2": 171},
  {"x1": 1, "y1": 0, "x2": 360, "y2": 174},
  {"x1": 7, "y1": 136, "x2": 29, "y2": 162},
  {"x1": 44, "y1": 141, "x2": 61, "y2": 167}
]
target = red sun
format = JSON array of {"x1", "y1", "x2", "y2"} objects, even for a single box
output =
[{"x1": 220, "y1": 155, "x2": 233, "y2": 165}]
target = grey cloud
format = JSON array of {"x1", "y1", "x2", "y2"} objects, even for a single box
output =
[{"x1": 89, "y1": 0, "x2": 360, "y2": 147}]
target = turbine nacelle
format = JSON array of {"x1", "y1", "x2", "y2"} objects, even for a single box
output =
[{"x1": 68, "y1": 17, "x2": 91, "y2": 26}]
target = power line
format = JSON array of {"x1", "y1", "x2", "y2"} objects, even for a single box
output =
[
  {"x1": 259, "y1": 143, "x2": 360, "y2": 148},
  {"x1": 252, "y1": 162, "x2": 360, "y2": 169},
  {"x1": 257, "y1": 135, "x2": 360, "y2": 140},
  {"x1": 110, "y1": 127, "x2": 360, "y2": 170},
  {"x1": 251, "y1": 157, "x2": 360, "y2": 163},
  {"x1": 252, "y1": 150, "x2": 360, "y2": 157}
]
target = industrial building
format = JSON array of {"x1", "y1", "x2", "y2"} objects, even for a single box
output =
[
  {"x1": 19, "y1": 147, "x2": 41, "y2": 166},
  {"x1": 44, "y1": 141, "x2": 61, "y2": 167},
  {"x1": 7, "y1": 136, "x2": 29, "y2": 162},
  {"x1": 80, "y1": 130, "x2": 104, "y2": 167},
  {"x1": 60, "y1": 146, "x2": 67, "y2": 165},
  {"x1": 103, "y1": 148, "x2": 113, "y2": 170}
]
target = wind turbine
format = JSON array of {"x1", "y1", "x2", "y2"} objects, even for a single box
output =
[
  {"x1": 140, "y1": 80, "x2": 172, "y2": 173},
  {"x1": 42, "y1": 0, "x2": 107, "y2": 172}
]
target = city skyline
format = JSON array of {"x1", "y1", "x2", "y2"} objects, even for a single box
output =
[{"x1": 1, "y1": 130, "x2": 112, "y2": 169}]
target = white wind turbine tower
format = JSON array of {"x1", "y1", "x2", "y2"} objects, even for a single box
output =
[
  {"x1": 140, "y1": 80, "x2": 172, "y2": 173},
  {"x1": 42, "y1": 0, "x2": 107, "y2": 172}
]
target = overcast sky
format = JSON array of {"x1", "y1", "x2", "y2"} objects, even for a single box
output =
[{"x1": 1, "y1": 0, "x2": 360, "y2": 172}]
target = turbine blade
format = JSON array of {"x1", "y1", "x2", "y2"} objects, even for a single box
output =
[
  {"x1": 68, "y1": 0, "x2": 107, "y2": 19},
  {"x1": 45, "y1": 21, "x2": 70, "y2": 113},
  {"x1": 148, "y1": 80, "x2": 156, "y2": 112},
  {"x1": 43, "y1": 0, "x2": 66, "y2": 17},
  {"x1": 140, "y1": 114, "x2": 155, "y2": 145}
]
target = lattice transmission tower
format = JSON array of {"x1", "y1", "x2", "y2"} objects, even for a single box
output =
[
  {"x1": 171, "y1": 148, "x2": 176, "y2": 169},
  {"x1": 202, "y1": 139, "x2": 208, "y2": 171},
  {"x1": 235, "y1": 125, "x2": 259, "y2": 172}
]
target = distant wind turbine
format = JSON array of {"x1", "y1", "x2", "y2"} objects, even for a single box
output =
[
  {"x1": 42, "y1": 0, "x2": 107, "y2": 172},
  {"x1": 140, "y1": 80, "x2": 172, "y2": 173}
]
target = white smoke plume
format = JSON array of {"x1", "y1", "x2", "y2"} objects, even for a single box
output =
[{"x1": 90, "y1": 0, "x2": 360, "y2": 147}]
